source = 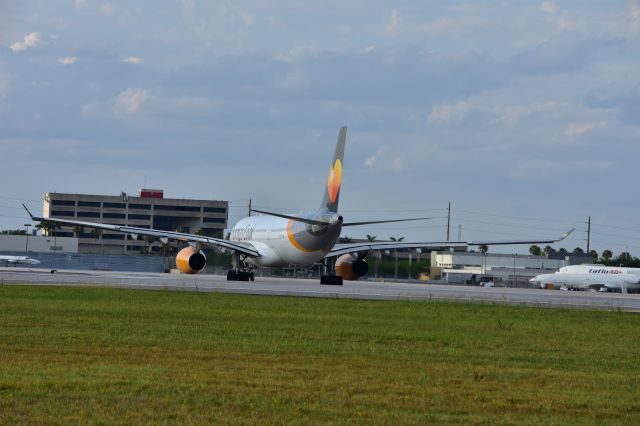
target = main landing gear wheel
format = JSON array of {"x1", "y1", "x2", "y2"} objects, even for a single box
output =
[
  {"x1": 320, "y1": 275, "x2": 343, "y2": 285},
  {"x1": 226, "y1": 252, "x2": 254, "y2": 281},
  {"x1": 226, "y1": 270, "x2": 254, "y2": 281}
]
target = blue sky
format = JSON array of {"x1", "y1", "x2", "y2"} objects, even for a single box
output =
[{"x1": 1, "y1": 1, "x2": 640, "y2": 255}]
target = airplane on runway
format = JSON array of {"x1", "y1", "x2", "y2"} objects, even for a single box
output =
[
  {"x1": 23, "y1": 126, "x2": 574, "y2": 284},
  {"x1": 558, "y1": 264, "x2": 640, "y2": 276},
  {"x1": 530, "y1": 269, "x2": 640, "y2": 293},
  {"x1": 0, "y1": 255, "x2": 41, "y2": 266}
]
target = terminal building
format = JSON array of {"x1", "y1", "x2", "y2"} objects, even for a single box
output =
[{"x1": 43, "y1": 189, "x2": 228, "y2": 255}]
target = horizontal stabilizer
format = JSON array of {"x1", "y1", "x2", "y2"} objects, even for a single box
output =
[
  {"x1": 250, "y1": 209, "x2": 330, "y2": 226},
  {"x1": 342, "y1": 217, "x2": 433, "y2": 227}
]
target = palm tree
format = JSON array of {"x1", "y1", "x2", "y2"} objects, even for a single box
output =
[
  {"x1": 338, "y1": 236, "x2": 353, "y2": 243},
  {"x1": 478, "y1": 244, "x2": 488, "y2": 254},
  {"x1": 366, "y1": 235, "x2": 380, "y2": 278},
  {"x1": 90, "y1": 228, "x2": 103, "y2": 254},
  {"x1": 558, "y1": 248, "x2": 567, "y2": 254},
  {"x1": 573, "y1": 247, "x2": 584, "y2": 254},
  {"x1": 72, "y1": 225, "x2": 84, "y2": 238},
  {"x1": 143, "y1": 236, "x2": 154, "y2": 255},
  {"x1": 618, "y1": 252, "x2": 632, "y2": 266},
  {"x1": 158, "y1": 238, "x2": 171, "y2": 257},
  {"x1": 589, "y1": 250, "x2": 599, "y2": 262},
  {"x1": 543, "y1": 245, "x2": 556, "y2": 256},
  {"x1": 35, "y1": 220, "x2": 55, "y2": 235},
  {"x1": 195, "y1": 228, "x2": 205, "y2": 236},
  {"x1": 390, "y1": 236, "x2": 405, "y2": 279},
  {"x1": 602, "y1": 249, "x2": 613, "y2": 262},
  {"x1": 36, "y1": 221, "x2": 60, "y2": 254},
  {"x1": 529, "y1": 245, "x2": 541, "y2": 256}
]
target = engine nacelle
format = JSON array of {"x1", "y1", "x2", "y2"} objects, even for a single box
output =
[
  {"x1": 175, "y1": 246, "x2": 207, "y2": 274},
  {"x1": 335, "y1": 254, "x2": 368, "y2": 281}
]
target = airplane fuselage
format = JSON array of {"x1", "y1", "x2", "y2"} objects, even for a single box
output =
[
  {"x1": 558, "y1": 265, "x2": 640, "y2": 276},
  {"x1": 531, "y1": 271, "x2": 640, "y2": 292},
  {"x1": 0, "y1": 255, "x2": 40, "y2": 265},
  {"x1": 229, "y1": 211, "x2": 343, "y2": 267}
]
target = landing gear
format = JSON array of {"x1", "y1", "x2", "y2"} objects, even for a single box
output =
[
  {"x1": 319, "y1": 257, "x2": 343, "y2": 285},
  {"x1": 226, "y1": 252, "x2": 255, "y2": 281},
  {"x1": 320, "y1": 275, "x2": 343, "y2": 285},
  {"x1": 227, "y1": 270, "x2": 254, "y2": 281}
]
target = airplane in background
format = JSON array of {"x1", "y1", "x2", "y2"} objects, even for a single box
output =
[
  {"x1": 530, "y1": 266, "x2": 640, "y2": 293},
  {"x1": 0, "y1": 255, "x2": 41, "y2": 266},
  {"x1": 558, "y1": 264, "x2": 640, "y2": 276},
  {"x1": 23, "y1": 126, "x2": 574, "y2": 284}
]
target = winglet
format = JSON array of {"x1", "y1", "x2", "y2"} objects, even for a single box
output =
[
  {"x1": 22, "y1": 203, "x2": 35, "y2": 219},
  {"x1": 559, "y1": 228, "x2": 575, "y2": 241}
]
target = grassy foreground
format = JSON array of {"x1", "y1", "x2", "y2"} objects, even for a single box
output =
[{"x1": 0, "y1": 286, "x2": 639, "y2": 424}]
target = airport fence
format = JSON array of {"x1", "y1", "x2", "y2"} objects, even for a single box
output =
[{"x1": 2, "y1": 251, "x2": 167, "y2": 273}]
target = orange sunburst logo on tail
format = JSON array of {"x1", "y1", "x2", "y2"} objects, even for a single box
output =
[{"x1": 327, "y1": 159, "x2": 342, "y2": 203}]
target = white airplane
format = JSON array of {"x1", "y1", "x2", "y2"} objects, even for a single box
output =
[
  {"x1": 530, "y1": 269, "x2": 640, "y2": 293},
  {"x1": 558, "y1": 264, "x2": 640, "y2": 276},
  {"x1": 0, "y1": 255, "x2": 41, "y2": 266},
  {"x1": 23, "y1": 127, "x2": 574, "y2": 284}
]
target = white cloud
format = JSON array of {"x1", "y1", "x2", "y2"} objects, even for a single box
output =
[
  {"x1": 99, "y1": 2, "x2": 129, "y2": 25},
  {"x1": 540, "y1": 0, "x2": 575, "y2": 30},
  {"x1": 181, "y1": 0, "x2": 196, "y2": 14},
  {"x1": 122, "y1": 56, "x2": 142, "y2": 64},
  {"x1": 493, "y1": 102, "x2": 565, "y2": 127},
  {"x1": 384, "y1": 9, "x2": 403, "y2": 36},
  {"x1": 428, "y1": 101, "x2": 471, "y2": 124},
  {"x1": 364, "y1": 148, "x2": 407, "y2": 172},
  {"x1": 565, "y1": 121, "x2": 607, "y2": 137},
  {"x1": 364, "y1": 149, "x2": 382, "y2": 168},
  {"x1": 57, "y1": 56, "x2": 78, "y2": 65},
  {"x1": 9, "y1": 32, "x2": 41, "y2": 53},
  {"x1": 114, "y1": 88, "x2": 150, "y2": 116},
  {"x1": 81, "y1": 101, "x2": 101, "y2": 117},
  {"x1": 631, "y1": 0, "x2": 640, "y2": 34},
  {"x1": 100, "y1": 3, "x2": 117, "y2": 16},
  {"x1": 541, "y1": 0, "x2": 557, "y2": 15},
  {"x1": 239, "y1": 10, "x2": 255, "y2": 27},
  {"x1": 632, "y1": 0, "x2": 640, "y2": 20}
]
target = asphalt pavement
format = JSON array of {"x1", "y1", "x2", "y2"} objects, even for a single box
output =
[{"x1": 2, "y1": 267, "x2": 639, "y2": 312}]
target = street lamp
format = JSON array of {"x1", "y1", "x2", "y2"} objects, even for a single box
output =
[{"x1": 24, "y1": 223, "x2": 31, "y2": 253}]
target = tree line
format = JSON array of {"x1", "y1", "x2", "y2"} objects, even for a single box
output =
[{"x1": 527, "y1": 245, "x2": 640, "y2": 267}]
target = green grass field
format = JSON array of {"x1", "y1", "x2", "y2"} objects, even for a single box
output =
[{"x1": 1, "y1": 285, "x2": 639, "y2": 424}]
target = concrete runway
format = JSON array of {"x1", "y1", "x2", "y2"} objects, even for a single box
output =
[{"x1": 2, "y1": 267, "x2": 640, "y2": 312}]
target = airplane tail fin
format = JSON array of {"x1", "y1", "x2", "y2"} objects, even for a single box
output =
[{"x1": 321, "y1": 126, "x2": 346, "y2": 213}]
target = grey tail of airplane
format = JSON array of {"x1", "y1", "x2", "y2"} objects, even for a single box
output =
[{"x1": 320, "y1": 126, "x2": 346, "y2": 213}]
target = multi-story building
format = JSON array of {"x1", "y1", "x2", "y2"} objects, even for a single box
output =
[{"x1": 43, "y1": 189, "x2": 228, "y2": 254}]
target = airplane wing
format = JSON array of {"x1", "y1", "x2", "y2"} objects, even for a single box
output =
[
  {"x1": 325, "y1": 228, "x2": 575, "y2": 259},
  {"x1": 22, "y1": 205, "x2": 260, "y2": 257}
]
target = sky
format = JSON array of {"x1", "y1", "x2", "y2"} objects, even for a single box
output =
[{"x1": 1, "y1": 0, "x2": 640, "y2": 255}]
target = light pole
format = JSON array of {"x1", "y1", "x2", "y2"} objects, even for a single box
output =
[{"x1": 24, "y1": 224, "x2": 31, "y2": 253}]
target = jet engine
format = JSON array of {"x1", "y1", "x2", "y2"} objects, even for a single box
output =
[
  {"x1": 175, "y1": 246, "x2": 207, "y2": 274},
  {"x1": 335, "y1": 254, "x2": 368, "y2": 280}
]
